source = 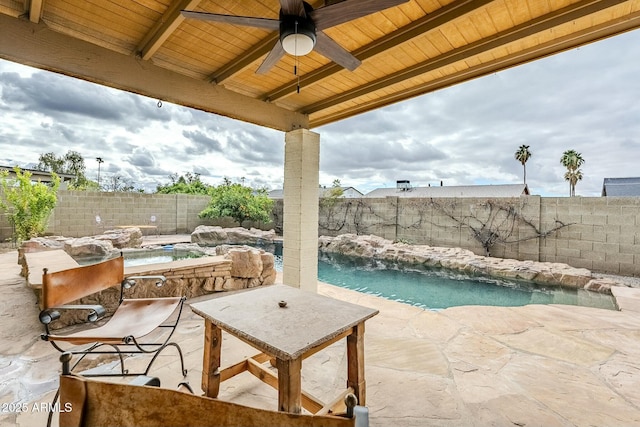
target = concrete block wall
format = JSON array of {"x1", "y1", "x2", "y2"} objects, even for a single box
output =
[
  {"x1": 44, "y1": 191, "x2": 215, "y2": 237},
  {"x1": 313, "y1": 195, "x2": 640, "y2": 276},
  {"x1": 539, "y1": 197, "x2": 640, "y2": 276},
  {"x1": 0, "y1": 190, "x2": 218, "y2": 240},
  {"x1": 2, "y1": 189, "x2": 638, "y2": 276}
]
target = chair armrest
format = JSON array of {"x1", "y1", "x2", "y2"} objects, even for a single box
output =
[
  {"x1": 120, "y1": 275, "x2": 167, "y2": 302},
  {"x1": 39, "y1": 304, "x2": 106, "y2": 324},
  {"x1": 122, "y1": 275, "x2": 167, "y2": 289}
]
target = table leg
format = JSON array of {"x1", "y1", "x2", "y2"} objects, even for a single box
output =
[
  {"x1": 202, "y1": 319, "x2": 222, "y2": 397},
  {"x1": 276, "y1": 357, "x2": 302, "y2": 414},
  {"x1": 347, "y1": 322, "x2": 366, "y2": 406}
]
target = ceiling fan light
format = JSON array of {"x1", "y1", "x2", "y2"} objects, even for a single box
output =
[{"x1": 281, "y1": 32, "x2": 315, "y2": 56}]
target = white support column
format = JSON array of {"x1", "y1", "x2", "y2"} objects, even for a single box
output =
[{"x1": 283, "y1": 129, "x2": 320, "y2": 292}]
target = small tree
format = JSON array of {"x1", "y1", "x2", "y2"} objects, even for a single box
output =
[
  {"x1": 156, "y1": 172, "x2": 212, "y2": 195},
  {"x1": 199, "y1": 180, "x2": 273, "y2": 227},
  {"x1": 37, "y1": 150, "x2": 93, "y2": 190},
  {"x1": 0, "y1": 167, "x2": 60, "y2": 241},
  {"x1": 320, "y1": 179, "x2": 345, "y2": 208}
]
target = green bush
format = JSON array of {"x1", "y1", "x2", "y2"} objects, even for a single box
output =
[
  {"x1": 156, "y1": 172, "x2": 212, "y2": 195},
  {"x1": 0, "y1": 167, "x2": 60, "y2": 242},
  {"x1": 199, "y1": 181, "x2": 273, "y2": 227}
]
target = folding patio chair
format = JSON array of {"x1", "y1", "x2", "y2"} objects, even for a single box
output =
[{"x1": 39, "y1": 254, "x2": 187, "y2": 379}]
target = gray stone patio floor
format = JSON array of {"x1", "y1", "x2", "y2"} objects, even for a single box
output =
[{"x1": 2, "y1": 236, "x2": 640, "y2": 426}]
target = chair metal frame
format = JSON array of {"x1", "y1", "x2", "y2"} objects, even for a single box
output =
[{"x1": 39, "y1": 254, "x2": 187, "y2": 379}]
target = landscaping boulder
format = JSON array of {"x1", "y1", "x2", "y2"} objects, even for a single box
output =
[
  {"x1": 94, "y1": 227, "x2": 143, "y2": 249},
  {"x1": 216, "y1": 244, "x2": 277, "y2": 287},
  {"x1": 64, "y1": 237, "x2": 113, "y2": 257},
  {"x1": 19, "y1": 236, "x2": 66, "y2": 253},
  {"x1": 191, "y1": 226, "x2": 276, "y2": 245},
  {"x1": 319, "y1": 234, "x2": 595, "y2": 291}
]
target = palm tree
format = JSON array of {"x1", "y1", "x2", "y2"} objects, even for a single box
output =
[
  {"x1": 514, "y1": 145, "x2": 532, "y2": 185},
  {"x1": 563, "y1": 169, "x2": 583, "y2": 197},
  {"x1": 560, "y1": 149, "x2": 585, "y2": 196}
]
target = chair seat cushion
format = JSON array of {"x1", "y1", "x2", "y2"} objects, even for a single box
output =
[{"x1": 47, "y1": 297, "x2": 183, "y2": 345}]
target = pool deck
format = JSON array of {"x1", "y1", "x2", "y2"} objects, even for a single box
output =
[{"x1": 2, "y1": 236, "x2": 640, "y2": 426}]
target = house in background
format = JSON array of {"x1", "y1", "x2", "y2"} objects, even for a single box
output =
[
  {"x1": 0, "y1": 166, "x2": 75, "y2": 188},
  {"x1": 268, "y1": 186, "x2": 364, "y2": 199},
  {"x1": 601, "y1": 177, "x2": 640, "y2": 196},
  {"x1": 364, "y1": 181, "x2": 530, "y2": 198}
]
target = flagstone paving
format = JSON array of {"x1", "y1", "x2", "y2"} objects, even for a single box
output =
[{"x1": 1, "y1": 248, "x2": 640, "y2": 426}]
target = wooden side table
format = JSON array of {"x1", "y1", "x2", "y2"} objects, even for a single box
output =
[{"x1": 190, "y1": 285, "x2": 379, "y2": 414}]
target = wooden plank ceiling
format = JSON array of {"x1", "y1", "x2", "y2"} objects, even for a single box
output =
[{"x1": 1, "y1": 0, "x2": 640, "y2": 131}]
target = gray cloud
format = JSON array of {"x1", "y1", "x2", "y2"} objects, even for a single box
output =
[
  {"x1": 1, "y1": 71, "x2": 126, "y2": 121},
  {"x1": 182, "y1": 129, "x2": 224, "y2": 154},
  {"x1": 2, "y1": 28, "x2": 640, "y2": 196}
]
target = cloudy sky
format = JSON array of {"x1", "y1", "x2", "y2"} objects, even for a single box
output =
[{"x1": 1, "y1": 28, "x2": 639, "y2": 196}]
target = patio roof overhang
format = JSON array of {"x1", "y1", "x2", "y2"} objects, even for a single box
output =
[{"x1": 1, "y1": 0, "x2": 639, "y2": 132}]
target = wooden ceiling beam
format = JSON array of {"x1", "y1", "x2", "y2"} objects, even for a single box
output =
[
  {"x1": 137, "y1": 0, "x2": 203, "y2": 60},
  {"x1": 264, "y1": 0, "x2": 495, "y2": 102},
  {"x1": 310, "y1": 9, "x2": 640, "y2": 127},
  {"x1": 304, "y1": 0, "x2": 633, "y2": 117},
  {"x1": 27, "y1": 0, "x2": 44, "y2": 23},
  {"x1": 211, "y1": 34, "x2": 279, "y2": 84},
  {"x1": 0, "y1": 14, "x2": 308, "y2": 132}
]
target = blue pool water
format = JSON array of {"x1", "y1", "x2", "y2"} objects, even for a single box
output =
[
  {"x1": 267, "y1": 242, "x2": 614, "y2": 310},
  {"x1": 315, "y1": 252, "x2": 616, "y2": 310},
  {"x1": 75, "y1": 247, "x2": 205, "y2": 267},
  {"x1": 79, "y1": 243, "x2": 616, "y2": 311}
]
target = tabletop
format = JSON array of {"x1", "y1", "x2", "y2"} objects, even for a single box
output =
[{"x1": 190, "y1": 284, "x2": 379, "y2": 361}]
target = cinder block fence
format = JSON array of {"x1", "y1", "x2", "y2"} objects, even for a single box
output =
[{"x1": 1, "y1": 191, "x2": 638, "y2": 276}]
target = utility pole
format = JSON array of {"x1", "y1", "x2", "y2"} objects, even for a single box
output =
[{"x1": 96, "y1": 157, "x2": 104, "y2": 189}]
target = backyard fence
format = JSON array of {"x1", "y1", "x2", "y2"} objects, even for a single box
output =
[{"x1": 1, "y1": 190, "x2": 638, "y2": 276}]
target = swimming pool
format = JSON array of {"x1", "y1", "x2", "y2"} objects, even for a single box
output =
[
  {"x1": 77, "y1": 243, "x2": 616, "y2": 311},
  {"x1": 263, "y1": 243, "x2": 614, "y2": 310},
  {"x1": 316, "y1": 251, "x2": 616, "y2": 310},
  {"x1": 242, "y1": 243, "x2": 616, "y2": 310}
]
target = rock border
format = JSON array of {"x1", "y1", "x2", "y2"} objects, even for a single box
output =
[{"x1": 318, "y1": 234, "x2": 627, "y2": 293}]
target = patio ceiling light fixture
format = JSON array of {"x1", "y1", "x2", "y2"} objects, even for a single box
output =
[{"x1": 280, "y1": 18, "x2": 316, "y2": 56}]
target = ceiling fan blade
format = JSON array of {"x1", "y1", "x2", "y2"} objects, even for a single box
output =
[
  {"x1": 181, "y1": 10, "x2": 280, "y2": 30},
  {"x1": 311, "y1": 0, "x2": 409, "y2": 30},
  {"x1": 280, "y1": 0, "x2": 306, "y2": 17},
  {"x1": 314, "y1": 31, "x2": 361, "y2": 71},
  {"x1": 256, "y1": 41, "x2": 286, "y2": 74}
]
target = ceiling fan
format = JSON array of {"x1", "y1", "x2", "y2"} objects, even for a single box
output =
[{"x1": 181, "y1": 0, "x2": 409, "y2": 74}]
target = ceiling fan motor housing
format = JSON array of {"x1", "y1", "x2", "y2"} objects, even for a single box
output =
[{"x1": 280, "y1": 14, "x2": 317, "y2": 56}]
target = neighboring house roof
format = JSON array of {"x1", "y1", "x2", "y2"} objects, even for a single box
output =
[
  {"x1": 0, "y1": 166, "x2": 76, "y2": 183},
  {"x1": 268, "y1": 186, "x2": 364, "y2": 199},
  {"x1": 268, "y1": 189, "x2": 284, "y2": 199},
  {"x1": 601, "y1": 177, "x2": 640, "y2": 197},
  {"x1": 364, "y1": 184, "x2": 530, "y2": 198}
]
